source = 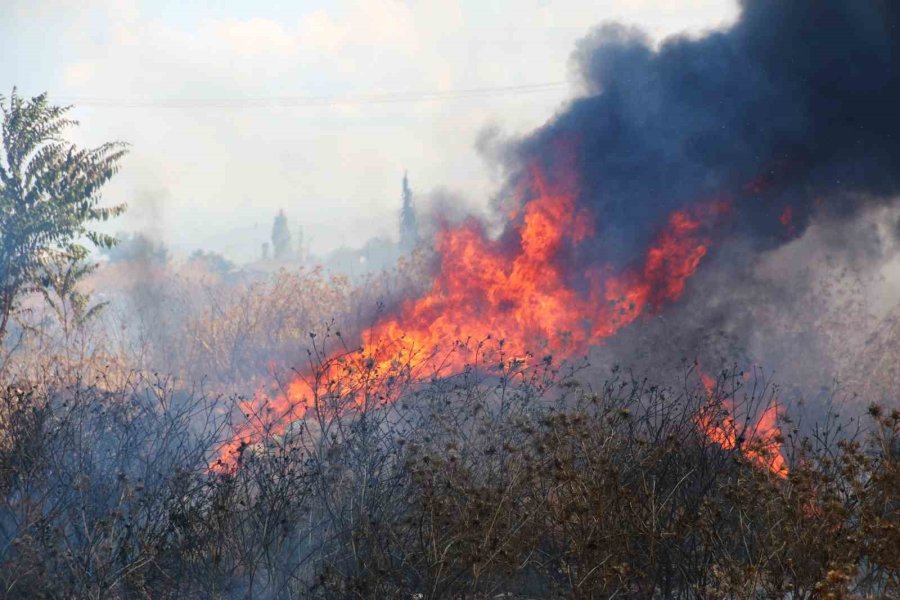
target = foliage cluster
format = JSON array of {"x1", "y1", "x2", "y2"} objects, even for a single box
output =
[{"x1": 0, "y1": 90, "x2": 126, "y2": 345}]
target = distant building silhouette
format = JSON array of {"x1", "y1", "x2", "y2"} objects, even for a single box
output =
[
  {"x1": 295, "y1": 225, "x2": 306, "y2": 263},
  {"x1": 399, "y1": 171, "x2": 420, "y2": 251}
]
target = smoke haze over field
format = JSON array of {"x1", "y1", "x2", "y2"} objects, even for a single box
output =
[
  {"x1": 5, "y1": 0, "x2": 900, "y2": 404},
  {"x1": 0, "y1": 0, "x2": 739, "y2": 261},
  {"x1": 4, "y1": 4, "x2": 900, "y2": 597}
]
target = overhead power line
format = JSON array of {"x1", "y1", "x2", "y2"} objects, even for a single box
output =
[{"x1": 55, "y1": 81, "x2": 569, "y2": 109}]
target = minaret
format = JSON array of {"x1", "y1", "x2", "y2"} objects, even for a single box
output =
[
  {"x1": 399, "y1": 170, "x2": 420, "y2": 251},
  {"x1": 295, "y1": 225, "x2": 305, "y2": 263}
]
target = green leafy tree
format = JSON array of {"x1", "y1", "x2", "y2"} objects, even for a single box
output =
[
  {"x1": 188, "y1": 249, "x2": 234, "y2": 275},
  {"x1": 39, "y1": 249, "x2": 107, "y2": 336},
  {"x1": 38, "y1": 250, "x2": 108, "y2": 371},
  {"x1": 0, "y1": 89, "x2": 126, "y2": 344},
  {"x1": 271, "y1": 209, "x2": 291, "y2": 260}
]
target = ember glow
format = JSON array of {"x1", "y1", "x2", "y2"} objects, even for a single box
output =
[{"x1": 215, "y1": 165, "x2": 733, "y2": 469}]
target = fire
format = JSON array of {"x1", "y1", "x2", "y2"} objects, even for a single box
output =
[
  {"x1": 214, "y1": 166, "x2": 732, "y2": 469},
  {"x1": 779, "y1": 205, "x2": 793, "y2": 226},
  {"x1": 779, "y1": 204, "x2": 797, "y2": 237},
  {"x1": 697, "y1": 370, "x2": 788, "y2": 477}
]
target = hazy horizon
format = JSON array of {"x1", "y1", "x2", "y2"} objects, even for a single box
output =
[{"x1": 2, "y1": 0, "x2": 739, "y2": 261}]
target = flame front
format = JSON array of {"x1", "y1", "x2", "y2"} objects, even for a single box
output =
[{"x1": 215, "y1": 166, "x2": 738, "y2": 469}]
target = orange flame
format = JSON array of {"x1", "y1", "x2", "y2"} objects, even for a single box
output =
[
  {"x1": 697, "y1": 370, "x2": 788, "y2": 477},
  {"x1": 214, "y1": 166, "x2": 732, "y2": 469}
]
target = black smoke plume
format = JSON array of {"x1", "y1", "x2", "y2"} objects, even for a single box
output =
[
  {"x1": 489, "y1": 0, "x2": 900, "y2": 405},
  {"x1": 511, "y1": 0, "x2": 899, "y2": 265}
]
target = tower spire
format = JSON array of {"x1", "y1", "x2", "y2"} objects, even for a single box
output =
[{"x1": 400, "y1": 170, "x2": 419, "y2": 251}]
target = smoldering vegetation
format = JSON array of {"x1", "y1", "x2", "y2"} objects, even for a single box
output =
[{"x1": 593, "y1": 203, "x2": 900, "y2": 413}]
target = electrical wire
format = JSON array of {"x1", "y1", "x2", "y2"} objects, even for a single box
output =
[{"x1": 54, "y1": 81, "x2": 569, "y2": 109}]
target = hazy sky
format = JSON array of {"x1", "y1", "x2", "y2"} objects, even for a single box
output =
[{"x1": 2, "y1": 0, "x2": 738, "y2": 261}]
